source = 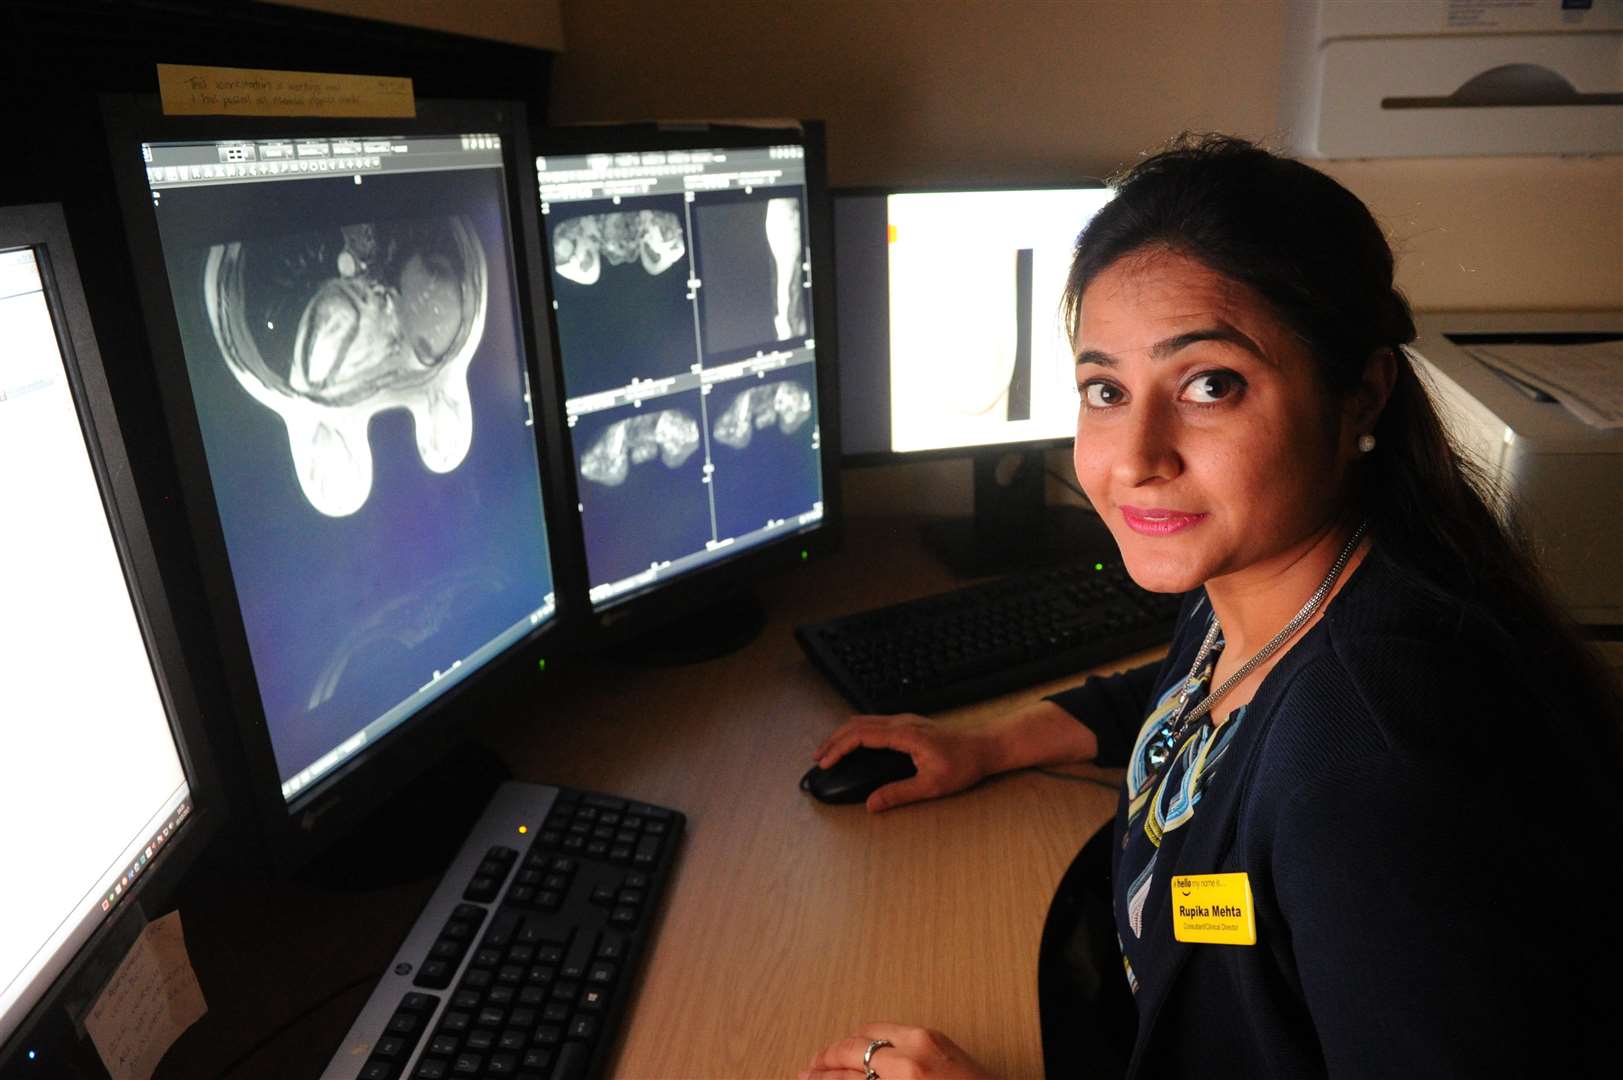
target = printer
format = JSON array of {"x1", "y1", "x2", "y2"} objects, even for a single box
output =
[{"x1": 1409, "y1": 311, "x2": 1623, "y2": 631}]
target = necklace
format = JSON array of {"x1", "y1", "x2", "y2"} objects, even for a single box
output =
[{"x1": 1143, "y1": 521, "x2": 1369, "y2": 772}]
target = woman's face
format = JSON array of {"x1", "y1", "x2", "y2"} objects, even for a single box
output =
[{"x1": 1071, "y1": 248, "x2": 1353, "y2": 594}]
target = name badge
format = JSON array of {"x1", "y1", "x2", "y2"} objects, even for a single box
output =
[{"x1": 1170, "y1": 872, "x2": 1256, "y2": 945}]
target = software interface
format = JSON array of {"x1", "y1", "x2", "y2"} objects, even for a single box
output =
[
  {"x1": 835, "y1": 188, "x2": 1115, "y2": 456},
  {"x1": 536, "y1": 142, "x2": 824, "y2": 607},
  {"x1": 140, "y1": 133, "x2": 556, "y2": 801},
  {"x1": 0, "y1": 244, "x2": 192, "y2": 1046}
]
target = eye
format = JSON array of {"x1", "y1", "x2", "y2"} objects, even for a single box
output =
[
  {"x1": 1179, "y1": 370, "x2": 1245, "y2": 405},
  {"x1": 1080, "y1": 380, "x2": 1125, "y2": 409}
]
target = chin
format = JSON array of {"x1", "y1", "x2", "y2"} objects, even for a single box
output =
[{"x1": 1115, "y1": 540, "x2": 1209, "y2": 595}]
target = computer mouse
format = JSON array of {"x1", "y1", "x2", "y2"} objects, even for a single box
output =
[{"x1": 800, "y1": 747, "x2": 918, "y2": 805}]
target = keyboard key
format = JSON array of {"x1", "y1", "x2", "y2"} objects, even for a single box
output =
[
  {"x1": 438, "y1": 1011, "x2": 471, "y2": 1035},
  {"x1": 578, "y1": 987, "x2": 607, "y2": 1012},
  {"x1": 568, "y1": 1016, "x2": 599, "y2": 1043},
  {"x1": 360, "y1": 1062, "x2": 394, "y2": 1080},
  {"x1": 498, "y1": 1028, "x2": 527, "y2": 1051},
  {"x1": 409, "y1": 1060, "x2": 448, "y2": 1080},
  {"x1": 552, "y1": 1041, "x2": 590, "y2": 1080},
  {"x1": 429, "y1": 1034, "x2": 460, "y2": 1057},
  {"x1": 466, "y1": 1028, "x2": 496, "y2": 1051},
  {"x1": 582, "y1": 794, "x2": 627, "y2": 811},
  {"x1": 450, "y1": 1053, "x2": 482, "y2": 1077},
  {"x1": 374, "y1": 1035, "x2": 407, "y2": 1059},
  {"x1": 487, "y1": 1052, "x2": 519, "y2": 1076}
]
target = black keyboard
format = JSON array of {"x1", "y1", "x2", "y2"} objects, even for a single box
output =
[
  {"x1": 796, "y1": 558, "x2": 1183, "y2": 715},
  {"x1": 323, "y1": 782, "x2": 683, "y2": 1080}
]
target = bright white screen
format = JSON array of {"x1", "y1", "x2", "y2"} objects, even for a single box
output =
[
  {"x1": 886, "y1": 188, "x2": 1113, "y2": 454},
  {"x1": 0, "y1": 247, "x2": 188, "y2": 1044}
]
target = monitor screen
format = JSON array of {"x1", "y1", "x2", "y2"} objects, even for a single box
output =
[
  {"x1": 138, "y1": 129, "x2": 557, "y2": 803},
  {"x1": 0, "y1": 233, "x2": 193, "y2": 1051},
  {"x1": 535, "y1": 136, "x2": 827, "y2": 610},
  {"x1": 834, "y1": 187, "x2": 1114, "y2": 459}
]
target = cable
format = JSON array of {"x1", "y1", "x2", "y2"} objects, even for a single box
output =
[{"x1": 216, "y1": 970, "x2": 378, "y2": 1078}]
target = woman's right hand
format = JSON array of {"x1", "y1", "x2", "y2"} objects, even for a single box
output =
[{"x1": 811, "y1": 714, "x2": 996, "y2": 812}]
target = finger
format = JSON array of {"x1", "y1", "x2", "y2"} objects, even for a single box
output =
[
  {"x1": 865, "y1": 774, "x2": 938, "y2": 813},
  {"x1": 807, "y1": 1034, "x2": 895, "y2": 1074},
  {"x1": 818, "y1": 718, "x2": 920, "y2": 768}
]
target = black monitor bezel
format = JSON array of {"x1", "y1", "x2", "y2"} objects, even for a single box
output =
[
  {"x1": 100, "y1": 95, "x2": 581, "y2": 873},
  {"x1": 831, "y1": 181, "x2": 1110, "y2": 468},
  {"x1": 0, "y1": 201, "x2": 222, "y2": 1067},
  {"x1": 527, "y1": 119, "x2": 844, "y2": 646}
]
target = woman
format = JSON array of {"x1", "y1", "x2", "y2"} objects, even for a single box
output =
[{"x1": 802, "y1": 135, "x2": 1621, "y2": 1079}]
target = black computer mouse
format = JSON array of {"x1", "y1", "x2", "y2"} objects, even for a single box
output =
[{"x1": 800, "y1": 746, "x2": 918, "y2": 805}]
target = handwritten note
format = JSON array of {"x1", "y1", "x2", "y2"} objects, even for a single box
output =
[
  {"x1": 157, "y1": 62, "x2": 415, "y2": 118},
  {"x1": 84, "y1": 911, "x2": 208, "y2": 1080}
]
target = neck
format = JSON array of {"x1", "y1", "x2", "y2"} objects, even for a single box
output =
[{"x1": 1204, "y1": 512, "x2": 1368, "y2": 658}]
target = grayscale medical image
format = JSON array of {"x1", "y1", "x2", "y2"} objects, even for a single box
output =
[
  {"x1": 578, "y1": 407, "x2": 701, "y2": 487},
  {"x1": 694, "y1": 191, "x2": 812, "y2": 358},
  {"x1": 545, "y1": 194, "x2": 697, "y2": 398},
  {"x1": 551, "y1": 209, "x2": 686, "y2": 286},
  {"x1": 202, "y1": 216, "x2": 488, "y2": 517},
  {"x1": 710, "y1": 379, "x2": 813, "y2": 449}
]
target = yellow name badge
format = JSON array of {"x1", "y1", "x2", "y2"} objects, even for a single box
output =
[{"x1": 1170, "y1": 872, "x2": 1257, "y2": 945}]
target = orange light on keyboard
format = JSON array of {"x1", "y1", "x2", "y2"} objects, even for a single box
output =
[{"x1": 518, "y1": 825, "x2": 529, "y2": 835}]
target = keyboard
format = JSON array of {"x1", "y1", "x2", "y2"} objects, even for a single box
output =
[
  {"x1": 796, "y1": 558, "x2": 1184, "y2": 715},
  {"x1": 323, "y1": 782, "x2": 684, "y2": 1080}
]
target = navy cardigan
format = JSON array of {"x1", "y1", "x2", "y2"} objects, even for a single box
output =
[{"x1": 1048, "y1": 546, "x2": 1619, "y2": 1077}]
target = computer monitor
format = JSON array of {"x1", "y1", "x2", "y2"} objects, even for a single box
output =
[
  {"x1": 530, "y1": 122, "x2": 841, "y2": 653},
  {"x1": 101, "y1": 97, "x2": 574, "y2": 872},
  {"x1": 0, "y1": 202, "x2": 219, "y2": 1072},
  {"x1": 833, "y1": 185, "x2": 1116, "y2": 575}
]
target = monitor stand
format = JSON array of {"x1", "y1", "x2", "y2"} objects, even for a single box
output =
[
  {"x1": 605, "y1": 586, "x2": 767, "y2": 665},
  {"x1": 922, "y1": 450, "x2": 1116, "y2": 578}
]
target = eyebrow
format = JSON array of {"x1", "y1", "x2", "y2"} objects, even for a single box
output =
[{"x1": 1075, "y1": 326, "x2": 1270, "y2": 368}]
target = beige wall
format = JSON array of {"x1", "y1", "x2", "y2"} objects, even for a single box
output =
[{"x1": 548, "y1": 1, "x2": 1623, "y2": 515}]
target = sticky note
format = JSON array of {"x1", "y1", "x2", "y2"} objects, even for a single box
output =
[
  {"x1": 84, "y1": 911, "x2": 208, "y2": 1080},
  {"x1": 157, "y1": 63, "x2": 415, "y2": 118}
]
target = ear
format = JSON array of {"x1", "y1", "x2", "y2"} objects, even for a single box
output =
[{"x1": 1342, "y1": 346, "x2": 1397, "y2": 458}]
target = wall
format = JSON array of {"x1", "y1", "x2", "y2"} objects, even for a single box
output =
[{"x1": 549, "y1": 1, "x2": 1623, "y2": 513}]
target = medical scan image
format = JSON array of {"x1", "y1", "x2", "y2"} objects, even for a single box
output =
[
  {"x1": 551, "y1": 209, "x2": 686, "y2": 286},
  {"x1": 203, "y1": 215, "x2": 488, "y2": 517},
  {"x1": 578, "y1": 407, "x2": 701, "y2": 487},
  {"x1": 710, "y1": 379, "x2": 813, "y2": 449},
  {"x1": 695, "y1": 193, "x2": 810, "y2": 357}
]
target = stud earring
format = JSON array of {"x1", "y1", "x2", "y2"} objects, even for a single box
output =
[{"x1": 1358, "y1": 434, "x2": 1376, "y2": 454}]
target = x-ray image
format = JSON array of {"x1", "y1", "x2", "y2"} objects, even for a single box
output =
[
  {"x1": 572, "y1": 391, "x2": 712, "y2": 588},
  {"x1": 693, "y1": 190, "x2": 812, "y2": 360},
  {"x1": 710, "y1": 374, "x2": 821, "y2": 541},
  {"x1": 551, "y1": 209, "x2": 685, "y2": 285},
  {"x1": 578, "y1": 407, "x2": 701, "y2": 487},
  {"x1": 710, "y1": 379, "x2": 812, "y2": 449},
  {"x1": 203, "y1": 216, "x2": 488, "y2": 517},
  {"x1": 546, "y1": 194, "x2": 696, "y2": 398}
]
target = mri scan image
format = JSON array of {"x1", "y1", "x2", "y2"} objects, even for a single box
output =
[
  {"x1": 552, "y1": 210, "x2": 686, "y2": 286},
  {"x1": 764, "y1": 197, "x2": 806, "y2": 340},
  {"x1": 578, "y1": 408, "x2": 701, "y2": 487},
  {"x1": 710, "y1": 380, "x2": 812, "y2": 449},
  {"x1": 203, "y1": 216, "x2": 488, "y2": 518}
]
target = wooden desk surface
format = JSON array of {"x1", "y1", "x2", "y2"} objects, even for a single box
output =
[{"x1": 159, "y1": 517, "x2": 1157, "y2": 1079}]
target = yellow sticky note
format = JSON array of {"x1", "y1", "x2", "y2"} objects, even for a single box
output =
[
  {"x1": 84, "y1": 911, "x2": 208, "y2": 1080},
  {"x1": 1170, "y1": 872, "x2": 1257, "y2": 945},
  {"x1": 157, "y1": 63, "x2": 415, "y2": 118}
]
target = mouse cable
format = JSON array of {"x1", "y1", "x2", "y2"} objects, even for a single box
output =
[{"x1": 215, "y1": 969, "x2": 379, "y2": 1079}]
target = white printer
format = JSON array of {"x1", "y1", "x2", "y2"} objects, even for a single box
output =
[{"x1": 1409, "y1": 312, "x2": 1623, "y2": 630}]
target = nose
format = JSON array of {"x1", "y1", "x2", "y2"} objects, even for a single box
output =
[{"x1": 1109, "y1": 397, "x2": 1181, "y2": 488}]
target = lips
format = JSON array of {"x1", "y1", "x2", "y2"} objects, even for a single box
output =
[{"x1": 1120, "y1": 505, "x2": 1209, "y2": 536}]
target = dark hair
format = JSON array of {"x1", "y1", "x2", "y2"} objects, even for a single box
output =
[{"x1": 1062, "y1": 133, "x2": 1620, "y2": 763}]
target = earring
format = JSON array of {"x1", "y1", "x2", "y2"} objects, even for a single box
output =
[{"x1": 1358, "y1": 434, "x2": 1376, "y2": 454}]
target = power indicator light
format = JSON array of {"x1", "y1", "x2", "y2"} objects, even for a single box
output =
[
  {"x1": 537, "y1": 658, "x2": 547, "y2": 672},
  {"x1": 1094, "y1": 562, "x2": 1104, "y2": 571},
  {"x1": 800, "y1": 549, "x2": 809, "y2": 561},
  {"x1": 518, "y1": 825, "x2": 528, "y2": 835}
]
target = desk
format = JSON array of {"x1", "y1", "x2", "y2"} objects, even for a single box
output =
[{"x1": 158, "y1": 517, "x2": 1158, "y2": 1079}]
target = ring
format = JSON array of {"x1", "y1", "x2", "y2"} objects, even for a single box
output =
[{"x1": 863, "y1": 1037, "x2": 893, "y2": 1080}]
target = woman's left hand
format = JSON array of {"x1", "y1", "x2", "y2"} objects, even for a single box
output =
[{"x1": 799, "y1": 1023, "x2": 994, "y2": 1080}]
